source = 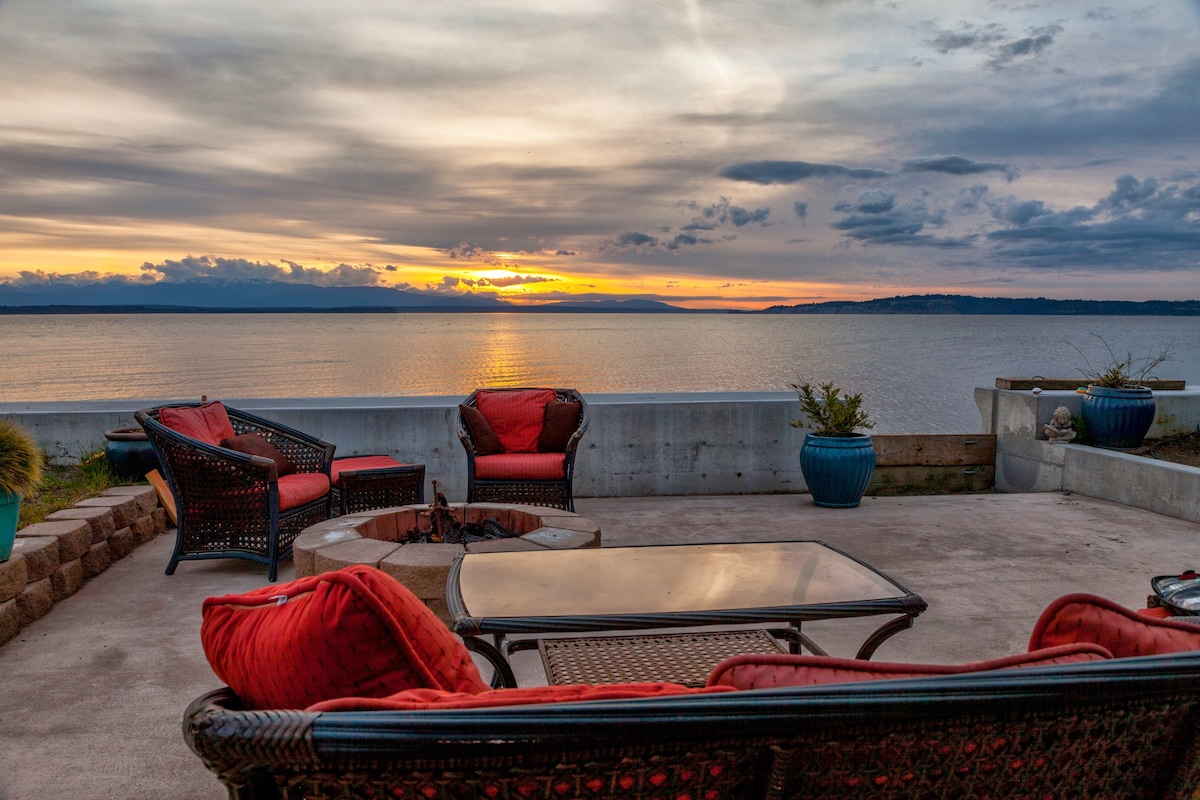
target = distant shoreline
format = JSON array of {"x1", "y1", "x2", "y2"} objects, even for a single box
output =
[{"x1": 1, "y1": 294, "x2": 1198, "y2": 315}]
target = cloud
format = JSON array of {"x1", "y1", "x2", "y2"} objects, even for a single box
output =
[
  {"x1": 830, "y1": 189, "x2": 972, "y2": 248},
  {"x1": 923, "y1": 22, "x2": 1008, "y2": 54},
  {"x1": 988, "y1": 25, "x2": 1063, "y2": 70},
  {"x1": 616, "y1": 231, "x2": 659, "y2": 248},
  {"x1": 477, "y1": 274, "x2": 558, "y2": 287},
  {"x1": 136, "y1": 255, "x2": 388, "y2": 286},
  {"x1": 718, "y1": 160, "x2": 890, "y2": 185},
  {"x1": 730, "y1": 206, "x2": 770, "y2": 226},
  {"x1": 902, "y1": 155, "x2": 1017, "y2": 181},
  {"x1": 793, "y1": 201, "x2": 809, "y2": 220},
  {"x1": 920, "y1": 20, "x2": 1065, "y2": 70},
  {"x1": 834, "y1": 189, "x2": 896, "y2": 214},
  {"x1": 985, "y1": 173, "x2": 1200, "y2": 268}
]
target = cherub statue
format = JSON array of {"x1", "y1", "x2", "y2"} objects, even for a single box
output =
[{"x1": 1043, "y1": 406, "x2": 1077, "y2": 443}]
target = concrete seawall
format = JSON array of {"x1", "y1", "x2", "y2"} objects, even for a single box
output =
[{"x1": 1, "y1": 392, "x2": 814, "y2": 500}]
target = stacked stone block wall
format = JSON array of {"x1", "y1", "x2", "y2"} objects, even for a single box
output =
[{"x1": 0, "y1": 485, "x2": 169, "y2": 646}]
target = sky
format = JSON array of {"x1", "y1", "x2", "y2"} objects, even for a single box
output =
[{"x1": 1, "y1": 0, "x2": 1199, "y2": 310}]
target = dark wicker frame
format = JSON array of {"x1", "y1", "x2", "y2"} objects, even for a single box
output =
[
  {"x1": 331, "y1": 458, "x2": 426, "y2": 515},
  {"x1": 457, "y1": 387, "x2": 590, "y2": 511},
  {"x1": 135, "y1": 404, "x2": 335, "y2": 582},
  {"x1": 185, "y1": 652, "x2": 1200, "y2": 800}
]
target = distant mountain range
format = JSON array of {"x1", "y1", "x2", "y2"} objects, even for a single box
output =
[
  {"x1": 752, "y1": 294, "x2": 1200, "y2": 315},
  {"x1": 0, "y1": 281, "x2": 1197, "y2": 314}
]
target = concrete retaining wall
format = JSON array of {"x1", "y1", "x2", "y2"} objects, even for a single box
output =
[
  {"x1": 976, "y1": 386, "x2": 1200, "y2": 522},
  {"x1": 2, "y1": 392, "x2": 812, "y2": 500}
]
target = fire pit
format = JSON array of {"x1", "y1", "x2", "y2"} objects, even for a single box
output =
[{"x1": 293, "y1": 501, "x2": 600, "y2": 623}]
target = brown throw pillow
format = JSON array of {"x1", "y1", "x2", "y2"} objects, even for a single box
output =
[
  {"x1": 538, "y1": 400, "x2": 582, "y2": 453},
  {"x1": 221, "y1": 433, "x2": 297, "y2": 476},
  {"x1": 460, "y1": 405, "x2": 504, "y2": 455}
]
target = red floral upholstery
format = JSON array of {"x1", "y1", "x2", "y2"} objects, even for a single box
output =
[
  {"x1": 1028, "y1": 592, "x2": 1200, "y2": 658},
  {"x1": 159, "y1": 401, "x2": 236, "y2": 446},
  {"x1": 474, "y1": 452, "x2": 566, "y2": 480},
  {"x1": 330, "y1": 455, "x2": 406, "y2": 487},
  {"x1": 307, "y1": 682, "x2": 735, "y2": 712},
  {"x1": 277, "y1": 472, "x2": 332, "y2": 511},
  {"x1": 201, "y1": 565, "x2": 488, "y2": 710},
  {"x1": 475, "y1": 388, "x2": 557, "y2": 453},
  {"x1": 706, "y1": 644, "x2": 1112, "y2": 690}
]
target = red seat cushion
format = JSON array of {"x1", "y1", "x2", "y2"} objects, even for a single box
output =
[
  {"x1": 706, "y1": 644, "x2": 1113, "y2": 689},
  {"x1": 307, "y1": 681, "x2": 735, "y2": 712},
  {"x1": 330, "y1": 455, "x2": 405, "y2": 487},
  {"x1": 475, "y1": 389, "x2": 556, "y2": 453},
  {"x1": 201, "y1": 565, "x2": 489, "y2": 710},
  {"x1": 474, "y1": 453, "x2": 566, "y2": 480},
  {"x1": 277, "y1": 472, "x2": 331, "y2": 510},
  {"x1": 1028, "y1": 592, "x2": 1200, "y2": 658},
  {"x1": 221, "y1": 432, "x2": 297, "y2": 476},
  {"x1": 159, "y1": 401, "x2": 236, "y2": 446}
]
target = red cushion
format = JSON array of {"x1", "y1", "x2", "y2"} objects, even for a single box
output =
[
  {"x1": 474, "y1": 453, "x2": 566, "y2": 480},
  {"x1": 538, "y1": 400, "x2": 582, "y2": 452},
  {"x1": 159, "y1": 401, "x2": 235, "y2": 446},
  {"x1": 1028, "y1": 592, "x2": 1200, "y2": 658},
  {"x1": 307, "y1": 682, "x2": 736, "y2": 712},
  {"x1": 706, "y1": 644, "x2": 1113, "y2": 690},
  {"x1": 330, "y1": 455, "x2": 404, "y2": 487},
  {"x1": 277, "y1": 472, "x2": 331, "y2": 511},
  {"x1": 460, "y1": 405, "x2": 504, "y2": 455},
  {"x1": 201, "y1": 565, "x2": 489, "y2": 710},
  {"x1": 221, "y1": 433, "x2": 297, "y2": 476},
  {"x1": 475, "y1": 389, "x2": 556, "y2": 453},
  {"x1": 1139, "y1": 606, "x2": 1177, "y2": 619}
]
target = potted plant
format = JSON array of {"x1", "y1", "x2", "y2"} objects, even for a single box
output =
[
  {"x1": 789, "y1": 380, "x2": 876, "y2": 508},
  {"x1": 1071, "y1": 335, "x2": 1174, "y2": 450},
  {"x1": 0, "y1": 418, "x2": 44, "y2": 562}
]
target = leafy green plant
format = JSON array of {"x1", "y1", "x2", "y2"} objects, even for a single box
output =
[
  {"x1": 789, "y1": 381, "x2": 875, "y2": 437},
  {"x1": 0, "y1": 417, "x2": 44, "y2": 497},
  {"x1": 1070, "y1": 333, "x2": 1175, "y2": 389}
]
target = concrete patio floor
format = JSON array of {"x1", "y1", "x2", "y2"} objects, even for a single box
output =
[{"x1": 1, "y1": 491, "x2": 1198, "y2": 799}]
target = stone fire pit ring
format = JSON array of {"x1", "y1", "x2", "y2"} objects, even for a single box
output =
[{"x1": 293, "y1": 503, "x2": 601, "y2": 623}]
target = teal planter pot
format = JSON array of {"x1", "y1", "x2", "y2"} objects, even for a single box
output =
[
  {"x1": 1081, "y1": 386, "x2": 1155, "y2": 450},
  {"x1": 799, "y1": 433, "x2": 876, "y2": 508},
  {"x1": 104, "y1": 427, "x2": 160, "y2": 482},
  {"x1": 0, "y1": 489, "x2": 19, "y2": 562}
]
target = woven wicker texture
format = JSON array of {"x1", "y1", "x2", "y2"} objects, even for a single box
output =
[
  {"x1": 458, "y1": 388, "x2": 589, "y2": 511},
  {"x1": 331, "y1": 459, "x2": 426, "y2": 515},
  {"x1": 540, "y1": 630, "x2": 788, "y2": 687},
  {"x1": 136, "y1": 403, "x2": 335, "y2": 581}
]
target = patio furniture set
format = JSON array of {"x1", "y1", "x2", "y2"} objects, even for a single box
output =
[{"x1": 141, "y1": 389, "x2": 1200, "y2": 798}]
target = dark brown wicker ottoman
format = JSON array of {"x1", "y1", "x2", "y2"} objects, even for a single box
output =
[{"x1": 331, "y1": 456, "x2": 426, "y2": 515}]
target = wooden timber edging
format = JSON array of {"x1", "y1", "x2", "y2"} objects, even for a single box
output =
[
  {"x1": 996, "y1": 377, "x2": 1186, "y2": 391},
  {"x1": 866, "y1": 434, "x2": 996, "y2": 496}
]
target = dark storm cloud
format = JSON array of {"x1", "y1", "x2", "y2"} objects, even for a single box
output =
[
  {"x1": 920, "y1": 20, "x2": 1064, "y2": 70},
  {"x1": 681, "y1": 198, "x2": 770, "y2": 231},
  {"x1": 729, "y1": 206, "x2": 770, "y2": 226},
  {"x1": 833, "y1": 189, "x2": 896, "y2": 214},
  {"x1": 830, "y1": 189, "x2": 972, "y2": 248},
  {"x1": 902, "y1": 155, "x2": 1017, "y2": 181},
  {"x1": 616, "y1": 231, "x2": 659, "y2": 248},
  {"x1": 986, "y1": 174, "x2": 1200, "y2": 268},
  {"x1": 718, "y1": 160, "x2": 890, "y2": 185}
]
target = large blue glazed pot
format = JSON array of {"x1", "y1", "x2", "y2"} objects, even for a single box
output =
[
  {"x1": 104, "y1": 427, "x2": 161, "y2": 482},
  {"x1": 799, "y1": 433, "x2": 876, "y2": 508},
  {"x1": 0, "y1": 489, "x2": 19, "y2": 562},
  {"x1": 1081, "y1": 386, "x2": 1155, "y2": 450}
]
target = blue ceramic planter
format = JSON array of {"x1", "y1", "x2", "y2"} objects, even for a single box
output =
[
  {"x1": 0, "y1": 489, "x2": 19, "y2": 562},
  {"x1": 799, "y1": 433, "x2": 876, "y2": 508},
  {"x1": 1081, "y1": 386, "x2": 1155, "y2": 450},
  {"x1": 104, "y1": 427, "x2": 160, "y2": 481}
]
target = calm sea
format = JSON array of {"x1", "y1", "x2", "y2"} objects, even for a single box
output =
[{"x1": 0, "y1": 313, "x2": 1195, "y2": 433}]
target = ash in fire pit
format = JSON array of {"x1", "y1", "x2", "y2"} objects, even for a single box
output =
[{"x1": 405, "y1": 480, "x2": 518, "y2": 545}]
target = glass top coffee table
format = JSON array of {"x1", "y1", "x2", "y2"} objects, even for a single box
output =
[{"x1": 446, "y1": 541, "x2": 927, "y2": 687}]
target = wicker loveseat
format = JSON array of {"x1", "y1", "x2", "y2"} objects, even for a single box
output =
[
  {"x1": 457, "y1": 387, "x2": 589, "y2": 510},
  {"x1": 137, "y1": 402, "x2": 335, "y2": 581},
  {"x1": 186, "y1": 568, "x2": 1200, "y2": 799}
]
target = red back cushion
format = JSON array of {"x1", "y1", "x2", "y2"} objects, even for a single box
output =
[
  {"x1": 221, "y1": 432, "x2": 297, "y2": 476},
  {"x1": 459, "y1": 405, "x2": 504, "y2": 455},
  {"x1": 201, "y1": 565, "x2": 488, "y2": 709},
  {"x1": 1028, "y1": 592, "x2": 1200, "y2": 658},
  {"x1": 474, "y1": 389, "x2": 556, "y2": 453},
  {"x1": 159, "y1": 401, "x2": 236, "y2": 446},
  {"x1": 706, "y1": 644, "x2": 1113, "y2": 690},
  {"x1": 307, "y1": 682, "x2": 735, "y2": 712},
  {"x1": 538, "y1": 400, "x2": 582, "y2": 452}
]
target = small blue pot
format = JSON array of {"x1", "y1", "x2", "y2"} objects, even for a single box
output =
[
  {"x1": 799, "y1": 433, "x2": 876, "y2": 508},
  {"x1": 1081, "y1": 386, "x2": 1155, "y2": 450}
]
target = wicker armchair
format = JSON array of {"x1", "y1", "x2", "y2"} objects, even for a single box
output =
[
  {"x1": 457, "y1": 388, "x2": 589, "y2": 511},
  {"x1": 136, "y1": 403, "x2": 335, "y2": 582}
]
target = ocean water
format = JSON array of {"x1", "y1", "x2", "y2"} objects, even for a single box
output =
[{"x1": 0, "y1": 313, "x2": 1195, "y2": 433}]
